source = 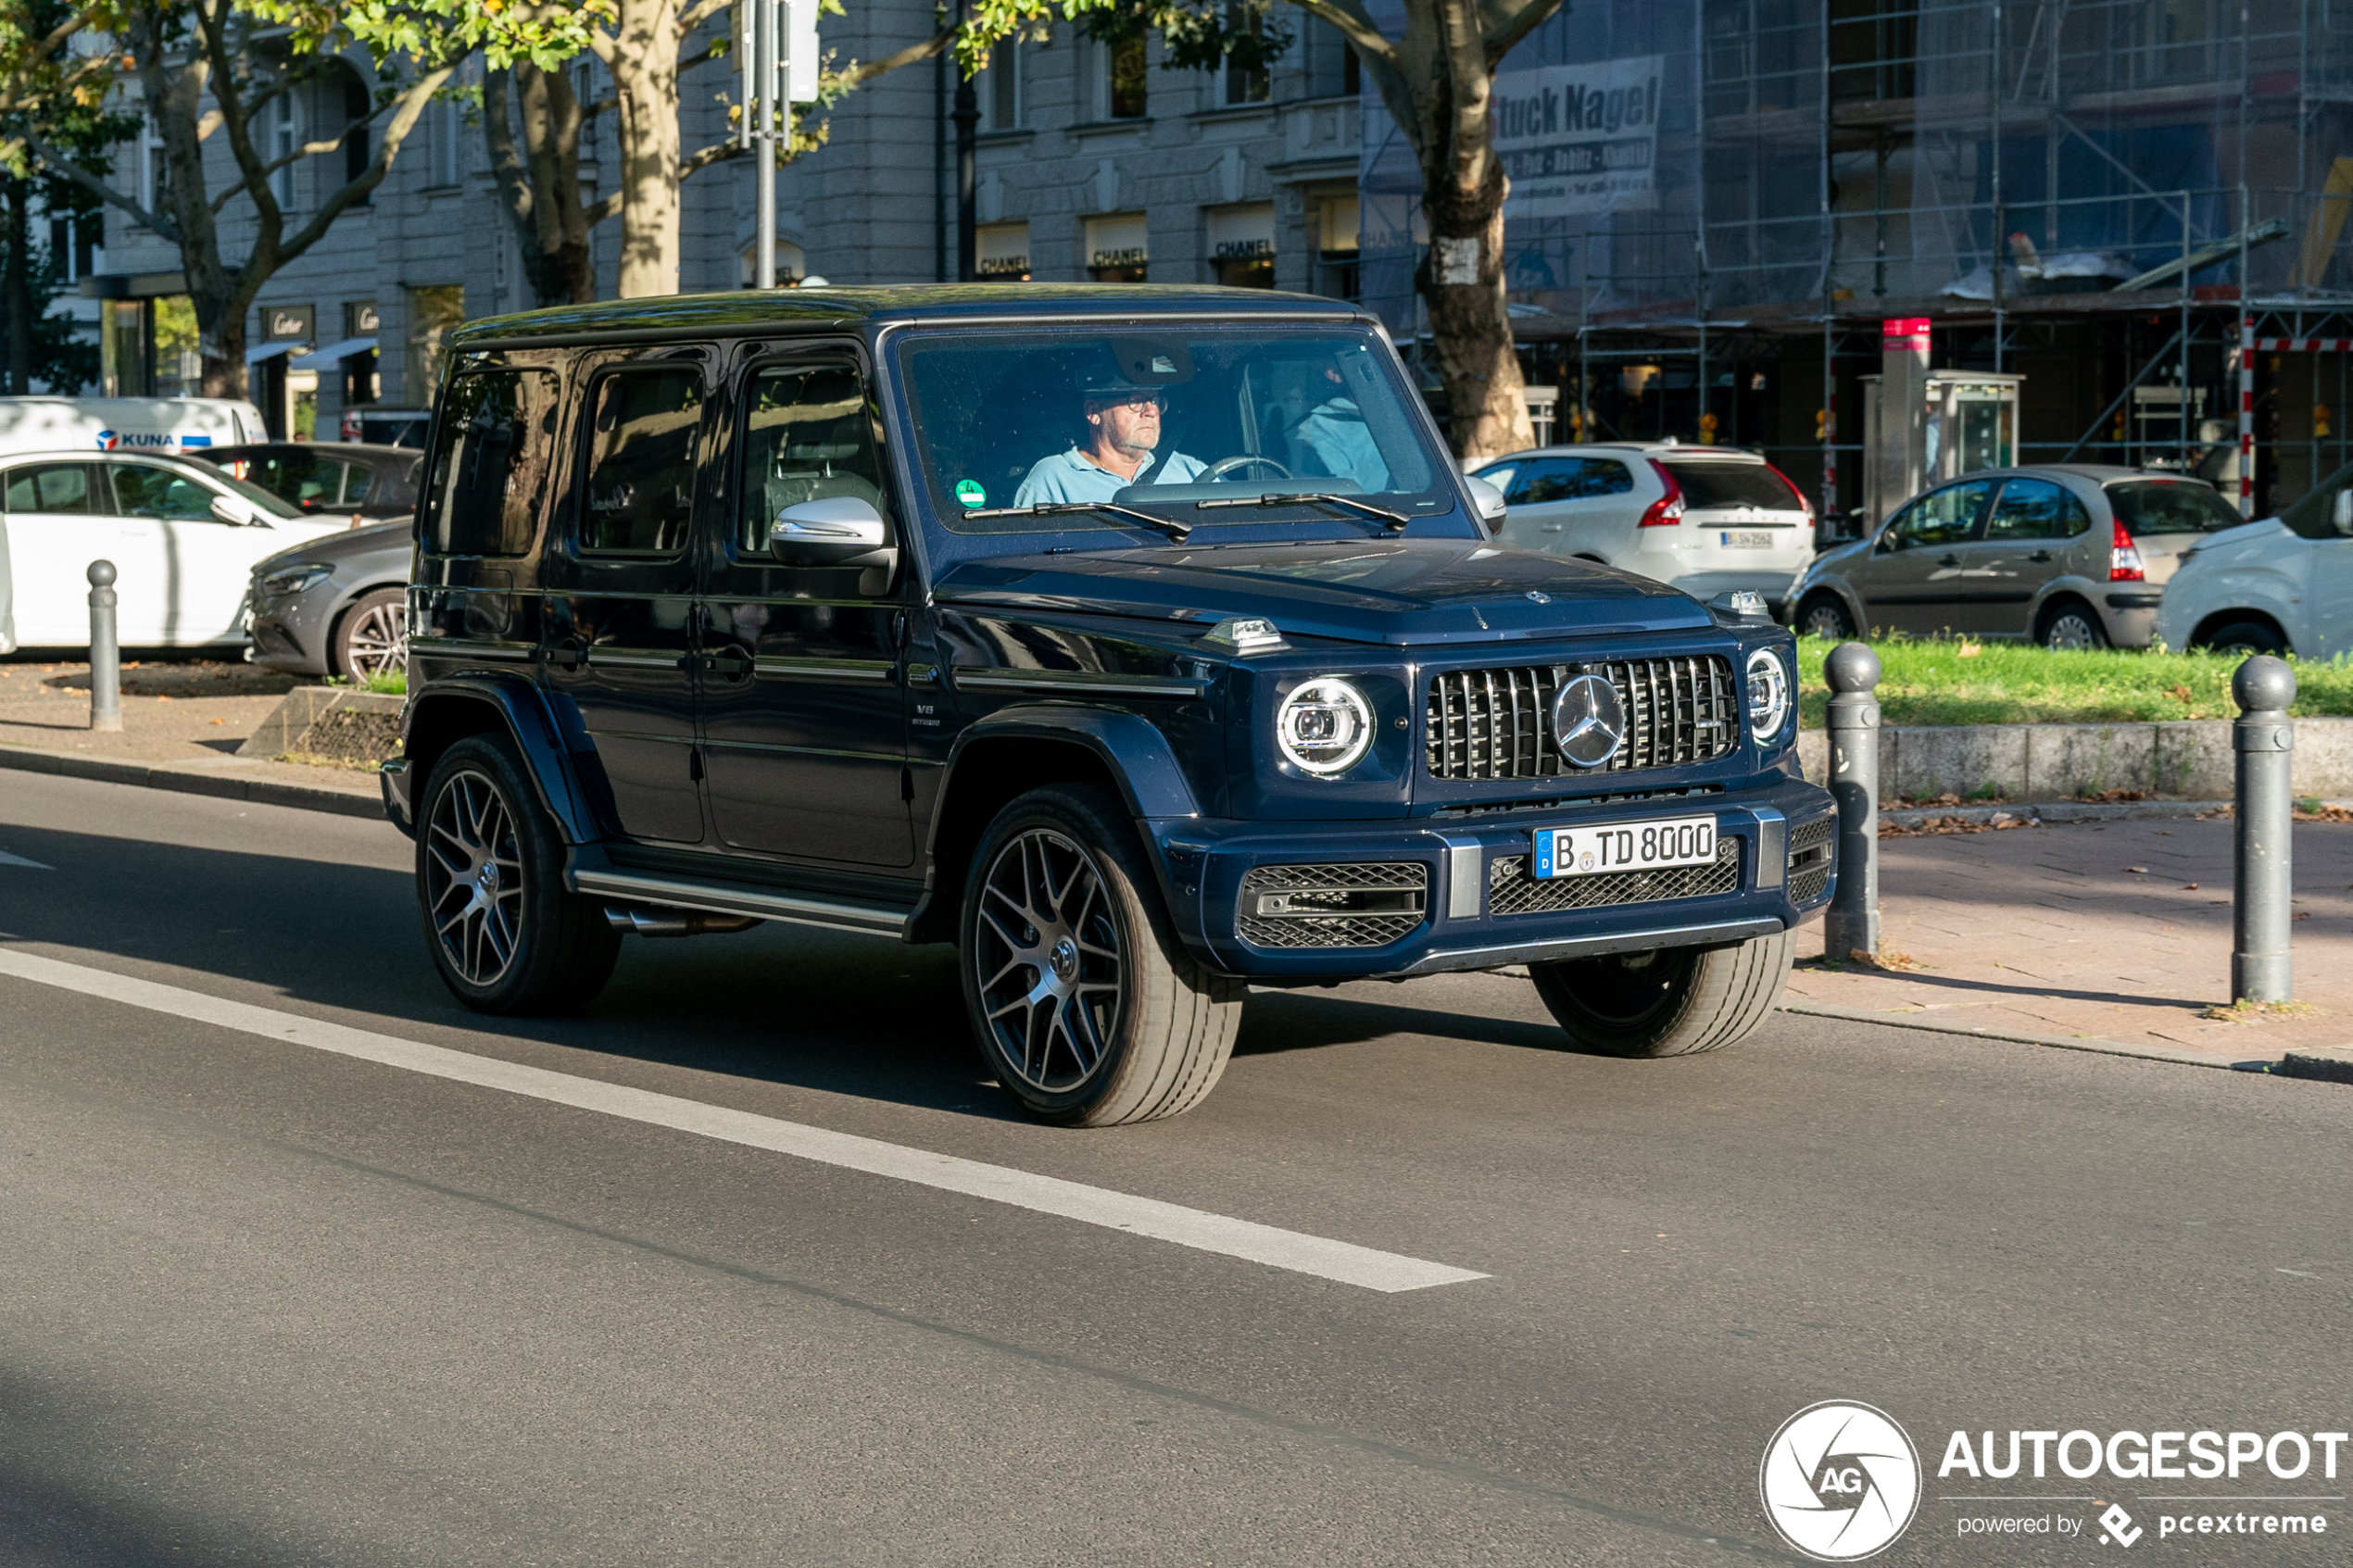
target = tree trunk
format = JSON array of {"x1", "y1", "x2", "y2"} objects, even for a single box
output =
[
  {"x1": 4, "y1": 177, "x2": 32, "y2": 395},
  {"x1": 486, "y1": 65, "x2": 598, "y2": 307},
  {"x1": 607, "y1": 0, "x2": 683, "y2": 298},
  {"x1": 1417, "y1": 150, "x2": 1531, "y2": 464}
]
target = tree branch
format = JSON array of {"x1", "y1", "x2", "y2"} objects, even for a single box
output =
[
  {"x1": 1477, "y1": 0, "x2": 1558, "y2": 70},
  {"x1": 848, "y1": 22, "x2": 958, "y2": 86},
  {"x1": 20, "y1": 130, "x2": 177, "y2": 243},
  {"x1": 583, "y1": 185, "x2": 620, "y2": 225},
  {"x1": 677, "y1": 137, "x2": 747, "y2": 182},
  {"x1": 271, "y1": 62, "x2": 456, "y2": 268},
  {"x1": 1283, "y1": 0, "x2": 1398, "y2": 70},
  {"x1": 676, "y1": 0, "x2": 735, "y2": 36}
]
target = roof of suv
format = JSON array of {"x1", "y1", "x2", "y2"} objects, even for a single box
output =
[{"x1": 449, "y1": 283, "x2": 1366, "y2": 351}]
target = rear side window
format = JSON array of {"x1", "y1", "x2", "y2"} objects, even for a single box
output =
[
  {"x1": 246, "y1": 449, "x2": 345, "y2": 512},
  {"x1": 1664, "y1": 461, "x2": 1798, "y2": 511},
  {"x1": 1509, "y1": 458, "x2": 1592, "y2": 504},
  {"x1": 737, "y1": 361, "x2": 885, "y2": 552},
  {"x1": 577, "y1": 370, "x2": 704, "y2": 555},
  {"x1": 425, "y1": 370, "x2": 560, "y2": 557},
  {"x1": 2106, "y1": 479, "x2": 2242, "y2": 535},
  {"x1": 4, "y1": 463, "x2": 96, "y2": 513},
  {"x1": 1985, "y1": 477, "x2": 2091, "y2": 540},
  {"x1": 343, "y1": 465, "x2": 374, "y2": 505}
]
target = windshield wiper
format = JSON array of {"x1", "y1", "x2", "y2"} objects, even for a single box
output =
[
  {"x1": 1191, "y1": 492, "x2": 1412, "y2": 531},
  {"x1": 963, "y1": 501, "x2": 1190, "y2": 542}
]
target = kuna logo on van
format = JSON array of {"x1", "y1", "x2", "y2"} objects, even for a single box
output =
[{"x1": 94, "y1": 430, "x2": 201, "y2": 451}]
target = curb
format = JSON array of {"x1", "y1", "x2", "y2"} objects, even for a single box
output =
[
  {"x1": 2278, "y1": 1048, "x2": 2353, "y2": 1085},
  {"x1": 1878, "y1": 799, "x2": 2235, "y2": 829},
  {"x1": 1776, "y1": 1001, "x2": 2280, "y2": 1073},
  {"x1": 0, "y1": 741, "x2": 386, "y2": 821}
]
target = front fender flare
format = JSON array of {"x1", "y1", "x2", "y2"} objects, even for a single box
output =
[
  {"x1": 934, "y1": 705, "x2": 1202, "y2": 839},
  {"x1": 403, "y1": 675, "x2": 603, "y2": 845}
]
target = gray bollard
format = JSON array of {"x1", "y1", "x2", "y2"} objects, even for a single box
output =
[
  {"x1": 87, "y1": 558, "x2": 121, "y2": 734},
  {"x1": 1823, "y1": 641, "x2": 1881, "y2": 960},
  {"x1": 2232, "y1": 655, "x2": 2296, "y2": 1003}
]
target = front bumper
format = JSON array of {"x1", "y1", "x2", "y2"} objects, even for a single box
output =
[{"x1": 1151, "y1": 773, "x2": 1836, "y2": 980}]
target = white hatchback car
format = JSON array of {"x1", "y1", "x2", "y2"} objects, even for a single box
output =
[
  {"x1": 0, "y1": 449, "x2": 349, "y2": 652},
  {"x1": 1468, "y1": 442, "x2": 1816, "y2": 608},
  {"x1": 2156, "y1": 468, "x2": 2353, "y2": 658}
]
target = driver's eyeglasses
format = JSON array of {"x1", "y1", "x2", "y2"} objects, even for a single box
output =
[{"x1": 1100, "y1": 391, "x2": 1167, "y2": 411}]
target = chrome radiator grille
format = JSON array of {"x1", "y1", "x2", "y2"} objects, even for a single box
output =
[{"x1": 1424, "y1": 657, "x2": 1739, "y2": 782}]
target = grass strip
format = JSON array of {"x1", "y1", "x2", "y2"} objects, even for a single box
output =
[{"x1": 1794, "y1": 636, "x2": 2353, "y2": 727}]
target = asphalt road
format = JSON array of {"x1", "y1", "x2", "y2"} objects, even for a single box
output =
[{"x1": 0, "y1": 771, "x2": 2345, "y2": 1567}]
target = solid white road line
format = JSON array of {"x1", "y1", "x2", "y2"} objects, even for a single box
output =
[{"x1": 0, "y1": 947, "x2": 1488, "y2": 1294}]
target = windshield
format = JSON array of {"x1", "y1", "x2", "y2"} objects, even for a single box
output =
[
  {"x1": 895, "y1": 327, "x2": 1453, "y2": 536},
  {"x1": 177, "y1": 457, "x2": 305, "y2": 519},
  {"x1": 2106, "y1": 478, "x2": 2242, "y2": 535}
]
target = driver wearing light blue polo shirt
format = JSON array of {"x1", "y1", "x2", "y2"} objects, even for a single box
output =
[{"x1": 1015, "y1": 370, "x2": 1206, "y2": 507}]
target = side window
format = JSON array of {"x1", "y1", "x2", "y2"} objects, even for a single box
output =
[
  {"x1": 1581, "y1": 459, "x2": 1634, "y2": 498},
  {"x1": 424, "y1": 369, "x2": 560, "y2": 557},
  {"x1": 736, "y1": 361, "x2": 885, "y2": 553},
  {"x1": 1473, "y1": 464, "x2": 1517, "y2": 495},
  {"x1": 1985, "y1": 478, "x2": 2088, "y2": 541},
  {"x1": 1887, "y1": 481, "x2": 1990, "y2": 548},
  {"x1": 343, "y1": 464, "x2": 375, "y2": 506},
  {"x1": 248, "y1": 449, "x2": 342, "y2": 511},
  {"x1": 111, "y1": 464, "x2": 220, "y2": 521},
  {"x1": 577, "y1": 369, "x2": 704, "y2": 555},
  {"x1": 1512, "y1": 458, "x2": 1584, "y2": 505},
  {"x1": 4, "y1": 463, "x2": 96, "y2": 513}
]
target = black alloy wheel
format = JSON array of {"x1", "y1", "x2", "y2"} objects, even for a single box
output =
[{"x1": 1798, "y1": 594, "x2": 1856, "y2": 641}]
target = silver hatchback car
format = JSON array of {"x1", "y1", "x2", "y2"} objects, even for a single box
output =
[{"x1": 1787, "y1": 465, "x2": 2244, "y2": 648}]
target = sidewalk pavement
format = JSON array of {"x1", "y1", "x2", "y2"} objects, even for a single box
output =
[
  {"x1": 0, "y1": 659, "x2": 384, "y2": 817},
  {"x1": 1783, "y1": 814, "x2": 2353, "y2": 1062}
]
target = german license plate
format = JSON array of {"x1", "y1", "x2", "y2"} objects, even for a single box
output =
[
  {"x1": 1532, "y1": 816, "x2": 1718, "y2": 879},
  {"x1": 1720, "y1": 530, "x2": 1775, "y2": 548}
]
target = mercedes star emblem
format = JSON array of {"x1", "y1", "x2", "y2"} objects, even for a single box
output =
[{"x1": 1551, "y1": 673, "x2": 1627, "y2": 768}]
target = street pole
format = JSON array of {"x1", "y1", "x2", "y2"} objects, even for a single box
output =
[
  {"x1": 87, "y1": 558, "x2": 120, "y2": 734},
  {"x1": 953, "y1": 0, "x2": 978, "y2": 283},
  {"x1": 755, "y1": 0, "x2": 776, "y2": 290},
  {"x1": 1823, "y1": 641, "x2": 1881, "y2": 960},
  {"x1": 2232, "y1": 655, "x2": 2296, "y2": 1004}
]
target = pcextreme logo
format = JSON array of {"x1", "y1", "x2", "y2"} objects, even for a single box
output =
[{"x1": 1759, "y1": 1400, "x2": 1923, "y2": 1561}]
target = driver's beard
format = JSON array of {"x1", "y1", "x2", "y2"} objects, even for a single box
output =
[{"x1": 1111, "y1": 426, "x2": 1160, "y2": 459}]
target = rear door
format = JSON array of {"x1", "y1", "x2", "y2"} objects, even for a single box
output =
[
  {"x1": 1845, "y1": 480, "x2": 1993, "y2": 634},
  {"x1": 695, "y1": 345, "x2": 912, "y2": 866},
  {"x1": 1975, "y1": 476, "x2": 2092, "y2": 636},
  {"x1": 537, "y1": 347, "x2": 713, "y2": 845},
  {"x1": 2, "y1": 461, "x2": 167, "y2": 645}
]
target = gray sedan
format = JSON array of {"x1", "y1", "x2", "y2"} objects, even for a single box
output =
[
  {"x1": 1787, "y1": 464, "x2": 2246, "y2": 648},
  {"x1": 245, "y1": 520, "x2": 412, "y2": 680}
]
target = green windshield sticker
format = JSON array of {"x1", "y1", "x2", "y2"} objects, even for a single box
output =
[{"x1": 954, "y1": 479, "x2": 987, "y2": 508}]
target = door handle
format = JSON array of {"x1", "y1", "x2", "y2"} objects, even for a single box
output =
[
  {"x1": 703, "y1": 646, "x2": 754, "y2": 682},
  {"x1": 543, "y1": 636, "x2": 587, "y2": 671},
  {"x1": 1936, "y1": 554, "x2": 1961, "y2": 567},
  {"x1": 2028, "y1": 550, "x2": 2053, "y2": 562}
]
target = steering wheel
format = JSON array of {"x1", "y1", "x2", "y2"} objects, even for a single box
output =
[{"x1": 1199, "y1": 454, "x2": 1293, "y2": 483}]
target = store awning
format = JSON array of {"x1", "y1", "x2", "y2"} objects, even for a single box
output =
[
  {"x1": 290, "y1": 336, "x2": 378, "y2": 370},
  {"x1": 245, "y1": 339, "x2": 310, "y2": 366}
]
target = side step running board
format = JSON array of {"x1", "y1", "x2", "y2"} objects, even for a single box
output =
[{"x1": 572, "y1": 866, "x2": 912, "y2": 940}]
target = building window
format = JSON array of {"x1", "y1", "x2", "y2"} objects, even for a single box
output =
[
  {"x1": 1107, "y1": 35, "x2": 1147, "y2": 119},
  {"x1": 1316, "y1": 194, "x2": 1361, "y2": 301},
  {"x1": 983, "y1": 39, "x2": 1021, "y2": 130},
  {"x1": 429, "y1": 89, "x2": 460, "y2": 188},
  {"x1": 343, "y1": 69, "x2": 372, "y2": 200},
  {"x1": 1208, "y1": 203, "x2": 1275, "y2": 287},
  {"x1": 1086, "y1": 213, "x2": 1148, "y2": 282},
  {"x1": 138, "y1": 117, "x2": 167, "y2": 220},
  {"x1": 1305, "y1": 19, "x2": 1359, "y2": 99},
  {"x1": 977, "y1": 222, "x2": 1030, "y2": 281},
  {"x1": 270, "y1": 91, "x2": 297, "y2": 210},
  {"x1": 1223, "y1": 6, "x2": 1269, "y2": 106}
]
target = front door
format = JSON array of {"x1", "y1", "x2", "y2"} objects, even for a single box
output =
[
  {"x1": 1971, "y1": 476, "x2": 2090, "y2": 637},
  {"x1": 538, "y1": 348, "x2": 712, "y2": 844},
  {"x1": 696, "y1": 346, "x2": 912, "y2": 866},
  {"x1": 1, "y1": 461, "x2": 167, "y2": 645},
  {"x1": 1848, "y1": 480, "x2": 1992, "y2": 635}
]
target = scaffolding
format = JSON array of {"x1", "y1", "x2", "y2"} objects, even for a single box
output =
[{"x1": 1356, "y1": 0, "x2": 2353, "y2": 516}]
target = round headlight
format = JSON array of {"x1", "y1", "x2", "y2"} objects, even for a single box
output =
[
  {"x1": 1276, "y1": 677, "x2": 1375, "y2": 776},
  {"x1": 1746, "y1": 647, "x2": 1792, "y2": 742}
]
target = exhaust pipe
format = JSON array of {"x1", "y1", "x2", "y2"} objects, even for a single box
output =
[{"x1": 603, "y1": 905, "x2": 762, "y2": 938}]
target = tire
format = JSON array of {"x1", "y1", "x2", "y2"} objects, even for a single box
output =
[
  {"x1": 960, "y1": 784, "x2": 1243, "y2": 1126},
  {"x1": 2199, "y1": 619, "x2": 2289, "y2": 656},
  {"x1": 417, "y1": 734, "x2": 622, "y2": 1014},
  {"x1": 1529, "y1": 928, "x2": 1793, "y2": 1059},
  {"x1": 1796, "y1": 593, "x2": 1856, "y2": 641},
  {"x1": 2039, "y1": 602, "x2": 2107, "y2": 651},
  {"x1": 333, "y1": 588, "x2": 408, "y2": 682}
]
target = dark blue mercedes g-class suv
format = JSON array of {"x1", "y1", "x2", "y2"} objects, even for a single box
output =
[{"x1": 382, "y1": 285, "x2": 1835, "y2": 1125}]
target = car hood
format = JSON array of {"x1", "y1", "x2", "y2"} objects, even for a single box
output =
[
  {"x1": 932, "y1": 538, "x2": 1716, "y2": 646},
  {"x1": 251, "y1": 518, "x2": 413, "y2": 577}
]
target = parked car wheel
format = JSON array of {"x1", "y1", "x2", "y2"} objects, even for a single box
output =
[
  {"x1": 417, "y1": 735, "x2": 621, "y2": 1014},
  {"x1": 2196, "y1": 619, "x2": 2290, "y2": 656},
  {"x1": 1529, "y1": 929, "x2": 1792, "y2": 1058},
  {"x1": 1795, "y1": 593, "x2": 1856, "y2": 640},
  {"x1": 960, "y1": 784, "x2": 1242, "y2": 1126},
  {"x1": 333, "y1": 587, "x2": 407, "y2": 681},
  {"x1": 2038, "y1": 601, "x2": 2107, "y2": 651}
]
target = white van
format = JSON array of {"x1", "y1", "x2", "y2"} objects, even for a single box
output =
[{"x1": 0, "y1": 396, "x2": 267, "y2": 459}]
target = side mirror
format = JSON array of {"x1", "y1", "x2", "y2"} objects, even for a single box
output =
[
  {"x1": 769, "y1": 495, "x2": 895, "y2": 570},
  {"x1": 2333, "y1": 489, "x2": 2352, "y2": 535},
  {"x1": 1465, "y1": 475, "x2": 1508, "y2": 526},
  {"x1": 1875, "y1": 528, "x2": 1901, "y2": 554},
  {"x1": 210, "y1": 493, "x2": 259, "y2": 526}
]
